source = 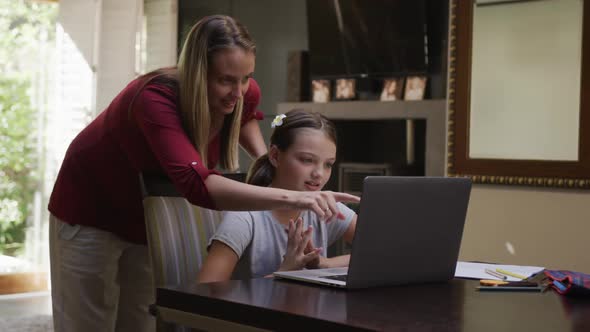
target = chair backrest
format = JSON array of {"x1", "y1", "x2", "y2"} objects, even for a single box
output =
[
  {"x1": 143, "y1": 196, "x2": 222, "y2": 287},
  {"x1": 141, "y1": 173, "x2": 246, "y2": 288}
]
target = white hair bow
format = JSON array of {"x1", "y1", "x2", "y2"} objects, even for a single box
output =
[{"x1": 271, "y1": 114, "x2": 287, "y2": 128}]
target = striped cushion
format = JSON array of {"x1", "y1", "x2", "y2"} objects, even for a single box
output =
[{"x1": 143, "y1": 196, "x2": 223, "y2": 287}]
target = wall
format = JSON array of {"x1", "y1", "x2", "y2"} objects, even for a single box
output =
[
  {"x1": 59, "y1": 0, "x2": 169, "y2": 114},
  {"x1": 144, "y1": 0, "x2": 177, "y2": 71},
  {"x1": 95, "y1": 0, "x2": 142, "y2": 113},
  {"x1": 450, "y1": 0, "x2": 590, "y2": 273},
  {"x1": 458, "y1": 186, "x2": 590, "y2": 273}
]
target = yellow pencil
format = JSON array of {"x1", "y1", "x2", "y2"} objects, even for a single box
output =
[
  {"x1": 485, "y1": 268, "x2": 507, "y2": 280},
  {"x1": 496, "y1": 268, "x2": 527, "y2": 280}
]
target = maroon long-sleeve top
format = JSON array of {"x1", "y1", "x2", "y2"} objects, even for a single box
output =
[{"x1": 48, "y1": 76, "x2": 263, "y2": 244}]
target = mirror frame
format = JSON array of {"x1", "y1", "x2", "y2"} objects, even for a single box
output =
[{"x1": 447, "y1": 0, "x2": 590, "y2": 189}]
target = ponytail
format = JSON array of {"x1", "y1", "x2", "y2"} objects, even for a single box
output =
[{"x1": 246, "y1": 154, "x2": 274, "y2": 187}]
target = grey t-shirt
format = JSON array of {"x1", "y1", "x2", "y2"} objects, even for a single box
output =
[{"x1": 208, "y1": 202, "x2": 355, "y2": 279}]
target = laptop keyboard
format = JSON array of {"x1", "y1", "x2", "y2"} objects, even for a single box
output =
[{"x1": 323, "y1": 274, "x2": 348, "y2": 281}]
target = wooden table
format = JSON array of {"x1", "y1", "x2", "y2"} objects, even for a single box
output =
[{"x1": 155, "y1": 278, "x2": 590, "y2": 331}]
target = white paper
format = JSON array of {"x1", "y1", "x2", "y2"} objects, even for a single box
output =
[{"x1": 455, "y1": 261, "x2": 545, "y2": 282}]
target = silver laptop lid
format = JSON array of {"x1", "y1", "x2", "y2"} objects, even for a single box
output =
[{"x1": 346, "y1": 176, "x2": 471, "y2": 289}]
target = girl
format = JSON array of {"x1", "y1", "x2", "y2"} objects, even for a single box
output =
[{"x1": 198, "y1": 109, "x2": 357, "y2": 282}]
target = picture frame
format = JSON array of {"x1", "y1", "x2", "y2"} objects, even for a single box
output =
[
  {"x1": 403, "y1": 76, "x2": 428, "y2": 101},
  {"x1": 380, "y1": 77, "x2": 405, "y2": 101},
  {"x1": 334, "y1": 78, "x2": 357, "y2": 100},
  {"x1": 311, "y1": 79, "x2": 331, "y2": 103}
]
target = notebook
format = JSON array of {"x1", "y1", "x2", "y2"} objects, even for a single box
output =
[{"x1": 273, "y1": 176, "x2": 472, "y2": 289}]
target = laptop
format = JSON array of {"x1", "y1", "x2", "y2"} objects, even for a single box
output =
[{"x1": 273, "y1": 176, "x2": 472, "y2": 289}]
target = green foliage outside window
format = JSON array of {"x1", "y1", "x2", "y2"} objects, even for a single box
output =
[
  {"x1": 0, "y1": 0, "x2": 57, "y2": 256},
  {"x1": 0, "y1": 76, "x2": 36, "y2": 255}
]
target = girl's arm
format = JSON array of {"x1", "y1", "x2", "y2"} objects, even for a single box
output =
[
  {"x1": 204, "y1": 174, "x2": 360, "y2": 219},
  {"x1": 318, "y1": 255, "x2": 350, "y2": 269},
  {"x1": 197, "y1": 241, "x2": 239, "y2": 283},
  {"x1": 341, "y1": 214, "x2": 357, "y2": 244},
  {"x1": 307, "y1": 214, "x2": 358, "y2": 269}
]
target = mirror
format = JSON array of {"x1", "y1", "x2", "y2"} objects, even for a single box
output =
[{"x1": 448, "y1": 0, "x2": 590, "y2": 189}]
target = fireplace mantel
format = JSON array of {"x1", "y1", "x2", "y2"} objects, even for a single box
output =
[{"x1": 277, "y1": 100, "x2": 447, "y2": 176}]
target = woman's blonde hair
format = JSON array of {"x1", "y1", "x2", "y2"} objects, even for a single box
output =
[{"x1": 177, "y1": 15, "x2": 256, "y2": 170}]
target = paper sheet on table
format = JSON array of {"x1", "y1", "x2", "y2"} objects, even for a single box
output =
[{"x1": 455, "y1": 261, "x2": 545, "y2": 281}]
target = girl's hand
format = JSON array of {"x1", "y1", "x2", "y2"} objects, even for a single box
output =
[
  {"x1": 304, "y1": 240, "x2": 326, "y2": 269},
  {"x1": 278, "y1": 218, "x2": 322, "y2": 272},
  {"x1": 292, "y1": 191, "x2": 360, "y2": 222}
]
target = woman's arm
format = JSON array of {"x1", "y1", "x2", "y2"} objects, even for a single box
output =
[
  {"x1": 204, "y1": 174, "x2": 360, "y2": 219},
  {"x1": 198, "y1": 241, "x2": 239, "y2": 283},
  {"x1": 240, "y1": 77, "x2": 266, "y2": 159},
  {"x1": 239, "y1": 119, "x2": 267, "y2": 159},
  {"x1": 135, "y1": 84, "x2": 359, "y2": 217}
]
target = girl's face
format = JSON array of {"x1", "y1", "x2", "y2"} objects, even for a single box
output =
[
  {"x1": 207, "y1": 47, "x2": 255, "y2": 117},
  {"x1": 271, "y1": 128, "x2": 337, "y2": 192}
]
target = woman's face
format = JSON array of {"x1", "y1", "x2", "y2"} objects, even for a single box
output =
[
  {"x1": 271, "y1": 128, "x2": 336, "y2": 192},
  {"x1": 207, "y1": 47, "x2": 255, "y2": 117}
]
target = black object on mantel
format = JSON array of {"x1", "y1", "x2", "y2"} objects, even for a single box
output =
[{"x1": 306, "y1": 0, "x2": 427, "y2": 78}]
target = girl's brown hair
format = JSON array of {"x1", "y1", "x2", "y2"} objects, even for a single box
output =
[{"x1": 247, "y1": 109, "x2": 337, "y2": 187}]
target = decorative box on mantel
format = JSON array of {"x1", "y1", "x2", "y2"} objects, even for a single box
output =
[{"x1": 277, "y1": 100, "x2": 447, "y2": 177}]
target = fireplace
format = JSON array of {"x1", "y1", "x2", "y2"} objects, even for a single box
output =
[{"x1": 277, "y1": 99, "x2": 447, "y2": 190}]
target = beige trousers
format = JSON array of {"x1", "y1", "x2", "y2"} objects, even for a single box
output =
[{"x1": 49, "y1": 214, "x2": 155, "y2": 332}]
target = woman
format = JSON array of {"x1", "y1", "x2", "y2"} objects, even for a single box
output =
[
  {"x1": 198, "y1": 109, "x2": 357, "y2": 283},
  {"x1": 48, "y1": 16, "x2": 359, "y2": 332}
]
